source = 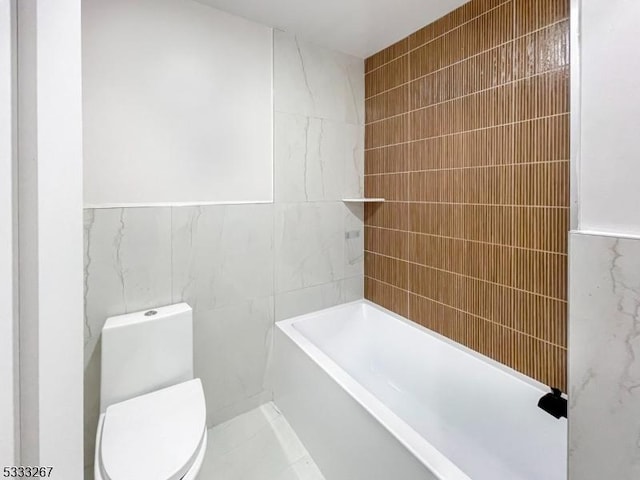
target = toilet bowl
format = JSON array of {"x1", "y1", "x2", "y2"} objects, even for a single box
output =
[
  {"x1": 95, "y1": 304, "x2": 206, "y2": 480},
  {"x1": 95, "y1": 379, "x2": 207, "y2": 480}
]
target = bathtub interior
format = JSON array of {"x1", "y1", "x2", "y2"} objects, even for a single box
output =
[{"x1": 285, "y1": 301, "x2": 567, "y2": 480}]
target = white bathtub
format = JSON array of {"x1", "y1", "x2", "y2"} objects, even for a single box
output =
[{"x1": 271, "y1": 300, "x2": 567, "y2": 480}]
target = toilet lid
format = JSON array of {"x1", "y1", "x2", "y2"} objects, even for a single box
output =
[{"x1": 100, "y1": 378, "x2": 206, "y2": 480}]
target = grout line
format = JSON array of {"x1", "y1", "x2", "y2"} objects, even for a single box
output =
[
  {"x1": 365, "y1": 15, "x2": 569, "y2": 80},
  {"x1": 365, "y1": 65, "x2": 569, "y2": 126},
  {"x1": 510, "y1": 0, "x2": 517, "y2": 344},
  {"x1": 406, "y1": 38, "x2": 411, "y2": 317},
  {"x1": 363, "y1": 5, "x2": 570, "y2": 385},
  {"x1": 364, "y1": 275, "x2": 567, "y2": 349},
  {"x1": 364, "y1": 249, "x2": 568, "y2": 302},
  {"x1": 365, "y1": 225, "x2": 569, "y2": 256},
  {"x1": 366, "y1": 1, "x2": 511, "y2": 75},
  {"x1": 364, "y1": 158, "x2": 570, "y2": 175},
  {"x1": 364, "y1": 112, "x2": 569, "y2": 150},
  {"x1": 363, "y1": 200, "x2": 569, "y2": 208}
]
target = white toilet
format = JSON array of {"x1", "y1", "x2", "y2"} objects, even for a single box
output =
[{"x1": 94, "y1": 303, "x2": 207, "y2": 480}]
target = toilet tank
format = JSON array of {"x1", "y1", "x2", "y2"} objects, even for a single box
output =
[{"x1": 100, "y1": 303, "x2": 193, "y2": 413}]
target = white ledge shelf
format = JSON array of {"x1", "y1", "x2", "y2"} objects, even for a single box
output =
[{"x1": 342, "y1": 198, "x2": 385, "y2": 203}]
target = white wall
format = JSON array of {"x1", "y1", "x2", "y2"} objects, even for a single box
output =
[
  {"x1": 17, "y1": 0, "x2": 84, "y2": 477},
  {"x1": 82, "y1": 0, "x2": 273, "y2": 206},
  {"x1": 0, "y1": 0, "x2": 17, "y2": 465},
  {"x1": 577, "y1": 0, "x2": 640, "y2": 236},
  {"x1": 82, "y1": 30, "x2": 364, "y2": 472},
  {"x1": 569, "y1": 1, "x2": 640, "y2": 478}
]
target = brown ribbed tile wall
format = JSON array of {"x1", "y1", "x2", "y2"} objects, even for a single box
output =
[{"x1": 364, "y1": 0, "x2": 569, "y2": 390}]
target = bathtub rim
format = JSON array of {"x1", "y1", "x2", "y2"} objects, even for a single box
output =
[
  {"x1": 277, "y1": 300, "x2": 470, "y2": 480},
  {"x1": 280, "y1": 299, "x2": 557, "y2": 394},
  {"x1": 276, "y1": 299, "x2": 564, "y2": 480}
]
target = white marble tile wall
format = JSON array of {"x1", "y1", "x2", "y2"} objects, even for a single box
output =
[
  {"x1": 273, "y1": 30, "x2": 365, "y2": 318},
  {"x1": 83, "y1": 31, "x2": 363, "y2": 474},
  {"x1": 275, "y1": 113, "x2": 363, "y2": 202},
  {"x1": 171, "y1": 204, "x2": 274, "y2": 312},
  {"x1": 569, "y1": 231, "x2": 640, "y2": 480},
  {"x1": 273, "y1": 31, "x2": 364, "y2": 125}
]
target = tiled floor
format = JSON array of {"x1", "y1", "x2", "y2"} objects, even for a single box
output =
[{"x1": 199, "y1": 402, "x2": 326, "y2": 480}]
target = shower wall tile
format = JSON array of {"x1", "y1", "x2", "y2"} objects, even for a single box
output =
[
  {"x1": 83, "y1": 207, "x2": 172, "y2": 366},
  {"x1": 364, "y1": 0, "x2": 569, "y2": 389},
  {"x1": 365, "y1": 37, "x2": 408, "y2": 73},
  {"x1": 408, "y1": 1, "x2": 514, "y2": 79},
  {"x1": 273, "y1": 30, "x2": 365, "y2": 320},
  {"x1": 408, "y1": 0, "x2": 507, "y2": 50},
  {"x1": 364, "y1": 277, "x2": 408, "y2": 318},
  {"x1": 194, "y1": 296, "x2": 275, "y2": 426},
  {"x1": 569, "y1": 232, "x2": 640, "y2": 480},
  {"x1": 275, "y1": 113, "x2": 363, "y2": 202},
  {"x1": 274, "y1": 276, "x2": 363, "y2": 321},
  {"x1": 344, "y1": 203, "x2": 365, "y2": 278},
  {"x1": 274, "y1": 31, "x2": 364, "y2": 124},
  {"x1": 274, "y1": 202, "x2": 345, "y2": 293},
  {"x1": 171, "y1": 204, "x2": 274, "y2": 311},
  {"x1": 514, "y1": 0, "x2": 570, "y2": 37},
  {"x1": 84, "y1": 29, "x2": 364, "y2": 473}
]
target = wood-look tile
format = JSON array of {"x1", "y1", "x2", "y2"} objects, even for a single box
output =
[
  {"x1": 365, "y1": 173, "x2": 408, "y2": 201},
  {"x1": 514, "y1": 67, "x2": 570, "y2": 121},
  {"x1": 513, "y1": 207, "x2": 569, "y2": 253},
  {"x1": 365, "y1": 55, "x2": 409, "y2": 98},
  {"x1": 365, "y1": 38, "x2": 409, "y2": 73},
  {"x1": 512, "y1": 289, "x2": 567, "y2": 346},
  {"x1": 365, "y1": 277, "x2": 408, "y2": 317},
  {"x1": 410, "y1": 42, "x2": 513, "y2": 110},
  {"x1": 364, "y1": 202, "x2": 409, "y2": 231},
  {"x1": 365, "y1": 252, "x2": 408, "y2": 289},
  {"x1": 365, "y1": 144, "x2": 410, "y2": 175},
  {"x1": 512, "y1": 248, "x2": 567, "y2": 300},
  {"x1": 410, "y1": 84, "x2": 513, "y2": 140},
  {"x1": 409, "y1": 2, "x2": 514, "y2": 80},
  {"x1": 514, "y1": 0, "x2": 570, "y2": 37},
  {"x1": 409, "y1": 126, "x2": 513, "y2": 171},
  {"x1": 409, "y1": 203, "x2": 513, "y2": 245},
  {"x1": 409, "y1": 264, "x2": 513, "y2": 327},
  {"x1": 366, "y1": 84, "x2": 409, "y2": 124},
  {"x1": 408, "y1": 234, "x2": 513, "y2": 286},
  {"x1": 513, "y1": 161, "x2": 569, "y2": 207},
  {"x1": 365, "y1": 226, "x2": 409, "y2": 260},
  {"x1": 408, "y1": 166, "x2": 513, "y2": 205},
  {"x1": 408, "y1": 294, "x2": 469, "y2": 344},
  {"x1": 365, "y1": 114, "x2": 408, "y2": 148},
  {"x1": 514, "y1": 20, "x2": 570, "y2": 80},
  {"x1": 364, "y1": 0, "x2": 570, "y2": 391},
  {"x1": 408, "y1": 0, "x2": 508, "y2": 50},
  {"x1": 514, "y1": 115, "x2": 569, "y2": 163}
]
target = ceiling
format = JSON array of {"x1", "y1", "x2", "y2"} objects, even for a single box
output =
[{"x1": 194, "y1": 0, "x2": 468, "y2": 58}]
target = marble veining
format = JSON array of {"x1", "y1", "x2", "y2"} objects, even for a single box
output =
[
  {"x1": 83, "y1": 29, "x2": 364, "y2": 475},
  {"x1": 275, "y1": 203, "x2": 345, "y2": 293},
  {"x1": 274, "y1": 31, "x2": 364, "y2": 124},
  {"x1": 83, "y1": 207, "x2": 173, "y2": 366},
  {"x1": 276, "y1": 113, "x2": 362, "y2": 202},
  {"x1": 171, "y1": 203, "x2": 274, "y2": 311},
  {"x1": 569, "y1": 231, "x2": 640, "y2": 480},
  {"x1": 294, "y1": 35, "x2": 316, "y2": 113},
  {"x1": 83, "y1": 209, "x2": 96, "y2": 345}
]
